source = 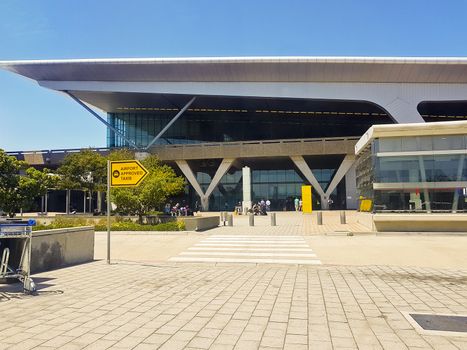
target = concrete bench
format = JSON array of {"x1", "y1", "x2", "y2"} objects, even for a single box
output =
[
  {"x1": 30, "y1": 226, "x2": 94, "y2": 273},
  {"x1": 181, "y1": 216, "x2": 220, "y2": 231},
  {"x1": 373, "y1": 214, "x2": 467, "y2": 232}
]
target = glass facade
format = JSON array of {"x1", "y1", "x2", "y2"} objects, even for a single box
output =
[
  {"x1": 357, "y1": 135, "x2": 467, "y2": 212},
  {"x1": 107, "y1": 111, "x2": 391, "y2": 148},
  {"x1": 175, "y1": 158, "x2": 346, "y2": 211},
  {"x1": 106, "y1": 97, "x2": 377, "y2": 211}
]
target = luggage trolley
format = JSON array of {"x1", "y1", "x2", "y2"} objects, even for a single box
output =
[{"x1": 0, "y1": 219, "x2": 37, "y2": 294}]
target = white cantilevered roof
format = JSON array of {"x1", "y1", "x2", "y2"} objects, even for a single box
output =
[
  {"x1": 355, "y1": 120, "x2": 467, "y2": 155},
  {"x1": 2, "y1": 56, "x2": 467, "y2": 83}
]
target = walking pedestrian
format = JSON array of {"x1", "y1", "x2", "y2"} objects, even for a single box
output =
[{"x1": 294, "y1": 197, "x2": 299, "y2": 211}]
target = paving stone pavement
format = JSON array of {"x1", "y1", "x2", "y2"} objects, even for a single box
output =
[
  {"x1": 1, "y1": 261, "x2": 467, "y2": 349},
  {"x1": 208, "y1": 211, "x2": 370, "y2": 235}
]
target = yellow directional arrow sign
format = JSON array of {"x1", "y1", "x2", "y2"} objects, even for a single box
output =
[{"x1": 110, "y1": 160, "x2": 149, "y2": 187}]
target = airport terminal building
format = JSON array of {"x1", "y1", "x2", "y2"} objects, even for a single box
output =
[{"x1": 2, "y1": 56, "x2": 467, "y2": 212}]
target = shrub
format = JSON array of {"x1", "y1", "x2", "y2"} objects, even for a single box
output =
[
  {"x1": 32, "y1": 216, "x2": 184, "y2": 232},
  {"x1": 33, "y1": 217, "x2": 89, "y2": 231},
  {"x1": 94, "y1": 220, "x2": 183, "y2": 232}
]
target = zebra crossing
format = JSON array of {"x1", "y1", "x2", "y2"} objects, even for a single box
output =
[{"x1": 169, "y1": 235, "x2": 321, "y2": 265}]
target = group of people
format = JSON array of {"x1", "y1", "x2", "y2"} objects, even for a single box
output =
[
  {"x1": 164, "y1": 202, "x2": 193, "y2": 216},
  {"x1": 250, "y1": 199, "x2": 271, "y2": 216},
  {"x1": 293, "y1": 197, "x2": 303, "y2": 211},
  {"x1": 293, "y1": 197, "x2": 334, "y2": 211}
]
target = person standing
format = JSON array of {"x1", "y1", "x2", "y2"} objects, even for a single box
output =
[
  {"x1": 294, "y1": 197, "x2": 299, "y2": 211},
  {"x1": 266, "y1": 199, "x2": 271, "y2": 212},
  {"x1": 299, "y1": 198, "x2": 303, "y2": 211}
]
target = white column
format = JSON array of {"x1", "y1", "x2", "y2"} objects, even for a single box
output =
[
  {"x1": 66, "y1": 189, "x2": 70, "y2": 214},
  {"x1": 242, "y1": 166, "x2": 252, "y2": 212},
  {"x1": 83, "y1": 191, "x2": 86, "y2": 213},
  {"x1": 97, "y1": 191, "x2": 102, "y2": 212}
]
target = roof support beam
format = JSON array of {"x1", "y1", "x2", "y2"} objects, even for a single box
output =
[
  {"x1": 176, "y1": 158, "x2": 234, "y2": 211},
  {"x1": 145, "y1": 97, "x2": 196, "y2": 150},
  {"x1": 65, "y1": 91, "x2": 139, "y2": 149},
  {"x1": 324, "y1": 155, "x2": 355, "y2": 199},
  {"x1": 291, "y1": 155, "x2": 327, "y2": 207}
]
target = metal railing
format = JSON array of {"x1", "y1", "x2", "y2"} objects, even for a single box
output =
[
  {"x1": 6, "y1": 147, "x2": 112, "y2": 158},
  {"x1": 7, "y1": 136, "x2": 360, "y2": 158},
  {"x1": 149, "y1": 136, "x2": 360, "y2": 154}
]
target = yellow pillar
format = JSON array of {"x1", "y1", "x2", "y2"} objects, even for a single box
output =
[{"x1": 301, "y1": 185, "x2": 313, "y2": 213}]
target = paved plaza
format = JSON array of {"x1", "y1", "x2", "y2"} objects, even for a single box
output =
[
  {"x1": 2, "y1": 262, "x2": 467, "y2": 350},
  {"x1": 1, "y1": 212, "x2": 467, "y2": 349}
]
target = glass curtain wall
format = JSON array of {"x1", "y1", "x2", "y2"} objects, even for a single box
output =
[
  {"x1": 357, "y1": 135, "x2": 467, "y2": 212},
  {"x1": 177, "y1": 159, "x2": 346, "y2": 211},
  {"x1": 107, "y1": 111, "x2": 391, "y2": 148}
]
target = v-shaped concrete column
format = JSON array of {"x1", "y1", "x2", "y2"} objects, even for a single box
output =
[
  {"x1": 291, "y1": 155, "x2": 356, "y2": 210},
  {"x1": 290, "y1": 155, "x2": 327, "y2": 208},
  {"x1": 323, "y1": 155, "x2": 356, "y2": 208},
  {"x1": 176, "y1": 159, "x2": 235, "y2": 211}
]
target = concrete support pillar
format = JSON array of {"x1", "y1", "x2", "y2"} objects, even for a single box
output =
[
  {"x1": 88, "y1": 191, "x2": 92, "y2": 213},
  {"x1": 176, "y1": 159, "x2": 235, "y2": 212},
  {"x1": 66, "y1": 189, "x2": 70, "y2": 214},
  {"x1": 242, "y1": 166, "x2": 252, "y2": 212},
  {"x1": 290, "y1": 155, "x2": 326, "y2": 209},
  {"x1": 320, "y1": 195, "x2": 328, "y2": 210},
  {"x1": 325, "y1": 155, "x2": 356, "y2": 204},
  {"x1": 83, "y1": 191, "x2": 86, "y2": 214},
  {"x1": 97, "y1": 191, "x2": 102, "y2": 212},
  {"x1": 200, "y1": 196, "x2": 209, "y2": 211},
  {"x1": 45, "y1": 192, "x2": 48, "y2": 215}
]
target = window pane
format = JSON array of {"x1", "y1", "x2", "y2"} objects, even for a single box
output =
[
  {"x1": 401, "y1": 137, "x2": 418, "y2": 151},
  {"x1": 379, "y1": 137, "x2": 402, "y2": 152}
]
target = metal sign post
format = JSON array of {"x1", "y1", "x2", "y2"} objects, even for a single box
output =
[
  {"x1": 107, "y1": 159, "x2": 149, "y2": 264},
  {"x1": 107, "y1": 160, "x2": 111, "y2": 264}
]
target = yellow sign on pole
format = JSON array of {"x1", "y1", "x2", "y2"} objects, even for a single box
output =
[
  {"x1": 107, "y1": 159, "x2": 149, "y2": 265},
  {"x1": 110, "y1": 160, "x2": 149, "y2": 187},
  {"x1": 301, "y1": 185, "x2": 313, "y2": 213}
]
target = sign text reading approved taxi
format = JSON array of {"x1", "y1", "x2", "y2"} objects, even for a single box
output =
[{"x1": 110, "y1": 160, "x2": 149, "y2": 187}]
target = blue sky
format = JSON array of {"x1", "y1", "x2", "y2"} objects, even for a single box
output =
[{"x1": 1, "y1": 0, "x2": 467, "y2": 150}]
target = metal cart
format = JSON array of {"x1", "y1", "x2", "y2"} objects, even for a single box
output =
[{"x1": 0, "y1": 220, "x2": 37, "y2": 294}]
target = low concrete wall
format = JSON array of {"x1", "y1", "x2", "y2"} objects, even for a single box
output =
[
  {"x1": 356, "y1": 212, "x2": 375, "y2": 231},
  {"x1": 373, "y1": 214, "x2": 467, "y2": 232},
  {"x1": 181, "y1": 216, "x2": 220, "y2": 231},
  {"x1": 30, "y1": 226, "x2": 95, "y2": 273}
]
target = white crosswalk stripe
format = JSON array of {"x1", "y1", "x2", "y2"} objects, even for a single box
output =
[{"x1": 169, "y1": 235, "x2": 321, "y2": 265}]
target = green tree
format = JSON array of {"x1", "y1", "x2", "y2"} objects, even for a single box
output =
[
  {"x1": 0, "y1": 149, "x2": 57, "y2": 217},
  {"x1": 57, "y1": 149, "x2": 107, "y2": 213},
  {"x1": 110, "y1": 153, "x2": 185, "y2": 221}
]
